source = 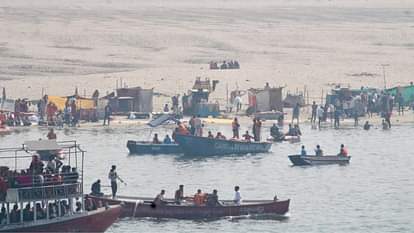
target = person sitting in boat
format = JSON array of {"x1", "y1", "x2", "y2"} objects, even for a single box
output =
[
  {"x1": 91, "y1": 179, "x2": 104, "y2": 197},
  {"x1": 315, "y1": 145, "x2": 323, "y2": 156},
  {"x1": 338, "y1": 144, "x2": 348, "y2": 157},
  {"x1": 206, "y1": 189, "x2": 222, "y2": 207},
  {"x1": 293, "y1": 124, "x2": 302, "y2": 136},
  {"x1": 193, "y1": 189, "x2": 206, "y2": 206},
  {"x1": 286, "y1": 124, "x2": 294, "y2": 136},
  {"x1": 215, "y1": 132, "x2": 226, "y2": 140},
  {"x1": 152, "y1": 134, "x2": 161, "y2": 144},
  {"x1": 242, "y1": 131, "x2": 253, "y2": 142},
  {"x1": 174, "y1": 185, "x2": 185, "y2": 204},
  {"x1": 47, "y1": 128, "x2": 57, "y2": 140},
  {"x1": 270, "y1": 124, "x2": 284, "y2": 141},
  {"x1": 153, "y1": 189, "x2": 166, "y2": 207},
  {"x1": 207, "y1": 131, "x2": 214, "y2": 138},
  {"x1": 163, "y1": 135, "x2": 172, "y2": 144},
  {"x1": 363, "y1": 121, "x2": 371, "y2": 130},
  {"x1": 233, "y1": 186, "x2": 242, "y2": 205},
  {"x1": 29, "y1": 155, "x2": 44, "y2": 175},
  {"x1": 301, "y1": 145, "x2": 307, "y2": 156},
  {"x1": 163, "y1": 104, "x2": 170, "y2": 113},
  {"x1": 177, "y1": 123, "x2": 190, "y2": 135}
]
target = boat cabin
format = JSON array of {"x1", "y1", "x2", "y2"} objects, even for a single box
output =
[{"x1": 0, "y1": 140, "x2": 88, "y2": 230}]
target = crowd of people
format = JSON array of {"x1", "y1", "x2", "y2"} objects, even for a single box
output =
[
  {"x1": 152, "y1": 185, "x2": 243, "y2": 207},
  {"x1": 209, "y1": 60, "x2": 240, "y2": 70}
]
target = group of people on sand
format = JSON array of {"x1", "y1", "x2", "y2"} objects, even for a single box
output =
[
  {"x1": 209, "y1": 60, "x2": 240, "y2": 70},
  {"x1": 152, "y1": 185, "x2": 242, "y2": 207},
  {"x1": 300, "y1": 144, "x2": 348, "y2": 157}
]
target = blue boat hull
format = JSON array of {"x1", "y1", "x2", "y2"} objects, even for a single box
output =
[
  {"x1": 288, "y1": 155, "x2": 351, "y2": 166},
  {"x1": 174, "y1": 134, "x2": 272, "y2": 156},
  {"x1": 127, "y1": 140, "x2": 183, "y2": 154}
]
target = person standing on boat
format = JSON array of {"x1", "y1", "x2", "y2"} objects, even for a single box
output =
[
  {"x1": 253, "y1": 118, "x2": 262, "y2": 142},
  {"x1": 108, "y1": 165, "x2": 125, "y2": 199},
  {"x1": 152, "y1": 134, "x2": 161, "y2": 144},
  {"x1": 189, "y1": 116, "x2": 196, "y2": 135},
  {"x1": 232, "y1": 117, "x2": 240, "y2": 139},
  {"x1": 315, "y1": 145, "x2": 323, "y2": 156},
  {"x1": 194, "y1": 116, "x2": 203, "y2": 136},
  {"x1": 233, "y1": 186, "x2": 242, "y2": 205}
]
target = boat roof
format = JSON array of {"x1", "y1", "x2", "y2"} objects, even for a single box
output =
[{"x1": 24, "y1": 140, "x2": 62, "y2": 151}]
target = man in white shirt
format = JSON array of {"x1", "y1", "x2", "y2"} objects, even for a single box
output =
[
  {"x1": 233, "y1": 186, "x2": 242, "y2": 205},
  {"x1": 316, "y1": 105, "x2": 324, "y2": 129}
]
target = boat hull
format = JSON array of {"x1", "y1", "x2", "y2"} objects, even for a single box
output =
[
  {"x1": 288, "y1": 155, "x2": 351, "y2": 166},
  {"x1": 174, "y1": 134, "x2": 272, "y2": 156},
  {"x1": 90, "y1": 196, "x2": 289, "y2": 219},
  {"x1": 0, "y1": 206, "x2": 121, "y2": 232},
  {"x1": 127, "y1": 140, "x2": 182, "y2": 154}
]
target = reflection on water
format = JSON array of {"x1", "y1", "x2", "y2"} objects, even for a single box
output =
[{"x1": 1, "y1": 123, "x2": 413, "y2": 233}]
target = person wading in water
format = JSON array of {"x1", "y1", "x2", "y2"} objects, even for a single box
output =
[{"x1": 108, "y1": 165, "x2": 126, "y2": 199}]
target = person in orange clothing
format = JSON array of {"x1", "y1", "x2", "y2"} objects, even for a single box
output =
[
  {"x1": 338, "y1": 144, "x2": 348, "y2": 156},
  {"x1": 193, "y1": 189, "x2": 206, "y2": 206},
  {"x1": 177, "y1": 123, "x2": 190, "y2": 135}
]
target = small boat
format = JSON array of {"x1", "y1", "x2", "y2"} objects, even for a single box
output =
[
  {"x1": 174, "y1": 134, "x2": 272, "y2": 156},
  {"x1": 89, "y1": 195, "x2": 290, "y2": 220},
  {"x1": 288, "y1": 155, "x2": 351, "y2": 166},
  {"x1": 127, "y1": 140, "x2": 182, "y2": 154}
]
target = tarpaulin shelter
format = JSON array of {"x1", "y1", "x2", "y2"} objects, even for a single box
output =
[
  {"x1": 47, "y1": 96, "x2": 96, "y2": 111},
  {"x1": 387, "y1": 84, "x2": 414, "y2": 104}
]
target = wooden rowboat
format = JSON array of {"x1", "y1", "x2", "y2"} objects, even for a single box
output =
[
  {"x1": 174, "y1": 134, "x2": 272, "y2": 156},
  {"x1": 127, "y1": 140, "x2": 183, "y2": 154},
  {"x1": 288, "y1": 155, "x2": 351, "y2": 166},
  {"x1": 89, "y1": 195, "x2": 290, "y2": 219}
]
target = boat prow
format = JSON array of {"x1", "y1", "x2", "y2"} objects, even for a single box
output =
[
  {"x1": 127, "y1": 140, "x2": 183, "y2": 154},
  {"x1": 289, "y1": 155, "x2": 351, "y2": 166}
]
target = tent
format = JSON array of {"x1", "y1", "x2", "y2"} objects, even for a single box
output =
[
  {"x1": 47, "y1": 96, "x2": 96, "y2": 111},
  {"x1": 387, "y1": 85, "x2": 414, "y2": 104}
]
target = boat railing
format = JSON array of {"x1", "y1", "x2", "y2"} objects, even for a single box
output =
[{"x1": 4, "y1": 183, "x2": 82, "y2": 203}]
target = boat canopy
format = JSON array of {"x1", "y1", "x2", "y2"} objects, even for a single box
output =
[{"x1": 24, "y1": 140, "x2": 62, "y2": 151}]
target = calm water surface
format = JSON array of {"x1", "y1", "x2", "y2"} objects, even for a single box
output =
[{"x1": 1, "y1": 123, "x2": 413, "y2": 233}]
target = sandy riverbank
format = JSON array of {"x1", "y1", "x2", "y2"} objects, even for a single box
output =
[{"x1": 0, "y1": 0, "x2": 413, "y2": 111}]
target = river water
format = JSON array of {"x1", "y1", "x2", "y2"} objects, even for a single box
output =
[{"x1": 0, "y1": 122, "x2": 413, "y2": 232}]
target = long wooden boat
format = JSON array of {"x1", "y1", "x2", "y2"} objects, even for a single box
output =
[
  {"x1": 89, "y1": 195, "x2": 290, "y2": 219},
  {"x1": 127, "y1": 140, "x2": 183, "y2": 154},
  {"x1": 174, "y1": 134, "x2": 272, "y2": 156},
  {"x1": 288, "y1": 155, "x2": 351, "y2": 166},
  {"x1": 0, "y1": 205, "x2": 121, "y2": 232}
]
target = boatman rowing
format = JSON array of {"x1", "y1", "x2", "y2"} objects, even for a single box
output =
[{"x1": 108, "y1": 165, "x2": 126, "y2": 199}]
